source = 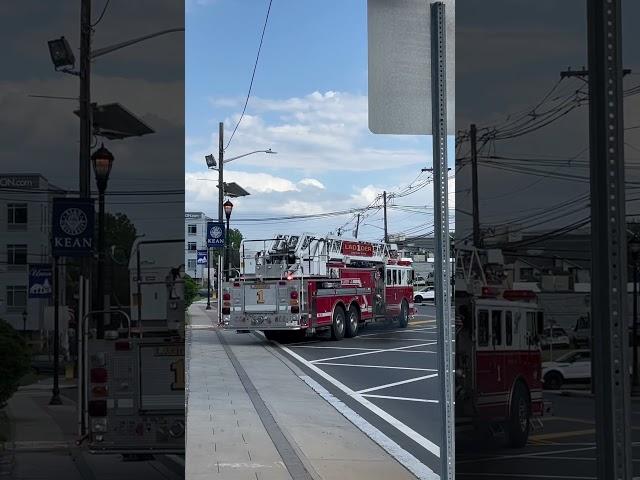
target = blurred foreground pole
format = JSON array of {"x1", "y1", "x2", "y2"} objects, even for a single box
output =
[
  {"x1": 587, "y1": 0, "x2": 632, "y2": 477},
  {"x1": 431, "y1": 3, "x2": 453, "y2": 479}
]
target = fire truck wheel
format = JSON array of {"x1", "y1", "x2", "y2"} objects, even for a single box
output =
[
  {"x1": 345, "y1": 305, "x2": 360, "y2": 338},
  {"x1": 398, "y1": 301, "x2": 409, "y2": 328},
  {"x1": 331, "y1": 306, "x2": 346, "y2": 340},
  {"x1": 507, "y1": 382, "x2": 531, "y2": 448}
]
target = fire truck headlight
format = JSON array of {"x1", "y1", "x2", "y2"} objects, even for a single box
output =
[{"x1": 91, "y1": 418, "x2": 108, "y2": 433}]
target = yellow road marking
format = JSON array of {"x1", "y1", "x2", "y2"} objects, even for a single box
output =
[
  {"x1": 529, "y1": 428, "x2": 595, "y2": 441},
  {"x1": 411, "y1": 319, "x2": 436, "y2": 325}
]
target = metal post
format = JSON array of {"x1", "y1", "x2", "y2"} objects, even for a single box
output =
[
  {"x1": 431, "y1": 3, "x2": 453, "y2": 479},
  {"x1": 587, "y1": 0, "x2": 632, "y2": 477},
  {"x1": 225, "y1": 216, "x2": 231, "y2": 281},
  {"x1": 206, "y1": 245, "x2": 212, "y2": 309},
  {"x1": 383, "y1": 191, "x2": 389, "y2": 243},
  {"x1": 470, "y1": 123, "x2": 480, "y2": 247},
  {"x1": 49, "y1": 257, "x2": 62, "y2": 405},
  {"x1": 96, "y1": 191, "x2": 105, "y2": 338},
  {"x1": 355, "y1": 213, "x2": 361, "y2": 239},
  {"x1": 634, "y1": 263, "x2": 639, "y2": 389}
]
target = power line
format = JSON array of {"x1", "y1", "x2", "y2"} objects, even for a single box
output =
[{"x1": 225, "y1": 0, "x2": 274, "y2": 151}]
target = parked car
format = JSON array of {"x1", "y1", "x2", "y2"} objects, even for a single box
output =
[
  {"x1": 542, "y1": 350, "x2": 591, "y2": 389},
  {"x1": 570, "y1": 315, "x2": 591, "y2": 348},
  {"x1": 541, "y1": 326, "x2": 571, "y2": 348},
  {"x1": 414, "y1": 287, "x2": 435, "y2": 303},
  {"x1": 31, "y1": 355, "x2": 65, "y2": 375},
  {"x1": 413, "y1": 275, "x2": 427, "y2": 288}
]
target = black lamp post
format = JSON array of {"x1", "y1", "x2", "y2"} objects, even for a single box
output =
[
  {"x1": 224, "y1": 200, "x2": 234, "y2": 281},
  {"x1": 629, "y1": 235, "x2": 640, "y2": 391},
  {"x1": 22, "y1": 310, "x2": 27, "y2": 334},
  {"x1": 91, "y1": 143, "x2": 114, "y2": 339}
]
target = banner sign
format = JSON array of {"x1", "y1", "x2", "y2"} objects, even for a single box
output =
[
  {"x1": 196, "y1": 250, "x2": 208, "y2": 264},
  {"x1": 52, "y1": 198, "x2": 94, "y2": 257},
  {"x1": 342, "y1": 241, "x2": 374, "y2": 257},
  {"x1": 29, "y1": 264, "x2": 53, "y2": 298},
  {"x1": 206, "y1": 221, "x2": 225, "y2": 248}
]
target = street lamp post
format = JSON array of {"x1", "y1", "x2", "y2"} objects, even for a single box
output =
[
  {"x1": 91, "y1": 143, "x2": 115, "y2": 339},
  {"x1": 204, "y1": 144, "x2": 275, "y2": 306},
  {"x1": 224, "y1": 201, "x2": 234, "y2": 282},
  {"x1": 22, "y1": 310, "x2": 27, "y2": 334},
  {"x1": 629, "y1": 236, "x2": 640, "y2": 391}
]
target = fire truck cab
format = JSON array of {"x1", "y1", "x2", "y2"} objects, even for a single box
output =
[{"x1": 455, "y1": 246, "x2": 549, "y2": 448}]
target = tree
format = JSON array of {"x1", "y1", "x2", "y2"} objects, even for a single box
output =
[
  {"x1": 104, "y1": 212, "x2": 137, "y2": 261},
  {"x1": 0, "y1": 319, "x2": 30, "y2": 407},
  {"x1": 183, "y1": 275, "x2": 199, "y2": 309}
]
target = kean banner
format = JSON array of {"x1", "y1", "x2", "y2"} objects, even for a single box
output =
[
  {"x1": 28, "y1": 264, "x2": 53, "y2": 299},
  {"x1": 52, "y1": 198, "x2": 94, "y2": 257},
  {"x1": 196, "y1": 250, "x2": 208, "y2": 265},
  {"x1": 206, "y1": 221, "x2": 225, "y2": 248}
]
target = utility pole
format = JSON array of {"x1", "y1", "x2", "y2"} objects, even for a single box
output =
[
  {"x1": 77, "y1": 0, "x2": 92, "y2": 438},
  {"x1": 383, "y1": 191, "x2": 389, "y2": 243},
  {"x1": 354, "y1": 213, "x2": 361, "y2": 239},
  {"x1": 218, "y1": 122, "x2": 224, "y2": 304},
  {"x1": 470, "y1": 124, "x2": 481, "y2": 247},
  {"x1": 585, "y1": 0, "x2": 632, "y2": 478}
]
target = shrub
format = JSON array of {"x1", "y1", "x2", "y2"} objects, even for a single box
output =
[
  {"x1": 0, "y1": 319, "x2": 31, "y2": 407},
  {"x1": 184, "y1": 275, "x2": 199, "y2": 310}
]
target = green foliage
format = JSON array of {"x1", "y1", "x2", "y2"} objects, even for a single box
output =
[
  {"x1": 184, "y1": 275, "x2": 199, "y2": 310},
  {"x1": 0, "y1": 319, "x2": 31, "y2": 408},
  {"x1": 104, "y1": 213, "x2": 138, "y2": 260}
]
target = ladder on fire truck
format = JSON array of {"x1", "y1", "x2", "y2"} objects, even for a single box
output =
[
  {"x1": 267, "y1": 233, "x2": 397, "y2": 277},
  {"x1": 455, "y1": 244, "x2": 508, "y2": 296}
]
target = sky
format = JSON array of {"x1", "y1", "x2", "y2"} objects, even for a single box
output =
[
  {"x1": 0, "y1": 1, "x2": 185, "y2": 239},
  {"x1": 185, "y1": 0, "x2": 455, "y2": 243},
  {"x1": 454, "y1": 0, "x2": 640, "y2": 246}
]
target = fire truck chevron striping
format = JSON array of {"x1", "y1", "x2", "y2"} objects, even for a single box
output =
[{"x1": 221, "y1": 233, "x2": 416, "y2": 339}]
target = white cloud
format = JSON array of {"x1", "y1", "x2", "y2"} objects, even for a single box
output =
[
  {"x1": 185, "y1": 170, "x2": 299, "y2": 201},
  {"x1": 191, "y1": 91, "x2": 430, "y2": 173},
  {"x1": 299, "y1": 178, "x2": 325, "y2": 189}
]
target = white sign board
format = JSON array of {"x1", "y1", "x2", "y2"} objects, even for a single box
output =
[{"x1": 367, "y1": 0, "x2": 455, "y2": 135}]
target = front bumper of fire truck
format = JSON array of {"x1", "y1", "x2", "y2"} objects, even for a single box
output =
[{"x1": 221, "y1": 312, "x2": 307, "y2": 330}]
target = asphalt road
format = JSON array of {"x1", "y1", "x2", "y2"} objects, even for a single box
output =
[
  {"x1": 269, "y1": 303, "x2": 444, "y2": 477},
  {"x1": 456, "y1": 384, "x2": 640, "y2": 479}
]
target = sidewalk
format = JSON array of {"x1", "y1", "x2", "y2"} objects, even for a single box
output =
[{"x1": 186, "y1": 303, "x2": 418, "y2": 480}]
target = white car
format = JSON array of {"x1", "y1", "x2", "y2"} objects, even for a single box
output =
[
  {"x1": 413, "y1": 287, "x2": 435, "y2": 303},
  {"x1": 542, "y1": 350, "x2": 591, "y2": 389}
]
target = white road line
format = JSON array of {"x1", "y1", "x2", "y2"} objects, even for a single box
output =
[
  {"x1": 315, "y1": 362, "x2": 438, "y2": 372},
  {"x1": 292, "y1": 345, "x2": 388, "y2": 352},
  {"x1": 310, "y1": 342, "x2": 437, "y2": 363},
  {"x1": 299, "y1": 375, "x2": 438, "y2": 480},
  {"x1": 457, "y1": 474, "x2": 596, "y2": 479},
  {"x1": 456, "y1": 445, "x2": 598, "y2": 465},
  {"x1": 359, "y1": 337, "x2": 436, "y2": 341},
  {"x1": 361, "y1": 394, "x2": 439, "y2": 403},
  {"x1": 358, "y1": 327, "x2": 436, "y2": 337},
  {"x1": 356, "y1": 374, "x2": 438, "y2": 394},
  {"x1": 276, "y1": 343, "x2": 441, "y2": 460}
]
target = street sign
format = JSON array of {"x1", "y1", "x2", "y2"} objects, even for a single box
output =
[
  {"x1": 196, "y1": 250, "x2": 208, "y2": 264},
  {"x1": 206, "y1": 221, "x2": 225, "y2": 249},
  {"x1": 29, "y1": 264, "x2": 53, "y2": 298},
  {"x1": 52, "y1": 198, "x2": 94, "y2": 257},
  {"x1": 367, "y1": 0, "x2": 455, "y2": 135}
]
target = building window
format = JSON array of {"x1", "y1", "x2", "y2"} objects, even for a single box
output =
[
  {"x1": 8, "y1": 204, "x2": 27, "y2": 226},
  {"x1": 7, "y1": 285, "x2": 27, "y2": 309},
  {"x1": 7, "y1": 244, "x2": 27, "y2": 265},
  {"x1": 187, "y1": 259, "x2": 197, "y2": 271},
  {"x1": 187, "y1": 242, "x2": 197, "y2": 251},
  {"x1": 188, "y1": 224, "x2": 197, "y2": 235},
  {"x1": 519, "y1": 267, "x2": 534, "y2": 281}
]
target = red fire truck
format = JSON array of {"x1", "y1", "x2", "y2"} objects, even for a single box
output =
[
  {"x1": 220, "y1": 234, "x2": 415, "y2": 339},
  {"x1": 455, "y1": 246, "x2": 550, "y2": 447}
]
